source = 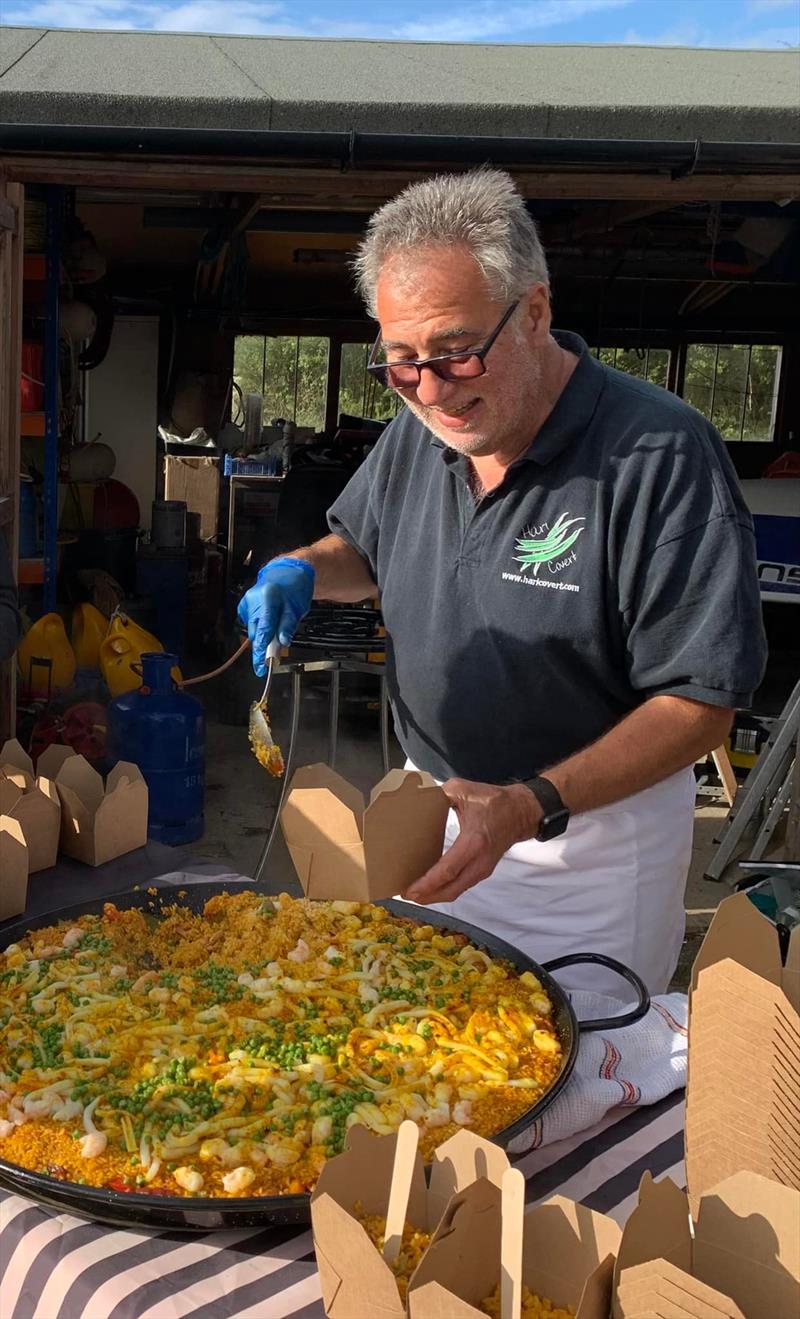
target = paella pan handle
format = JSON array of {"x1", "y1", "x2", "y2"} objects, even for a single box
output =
[{"x1": 540, "y1": 953, "x2": 650, "y2": 1032}]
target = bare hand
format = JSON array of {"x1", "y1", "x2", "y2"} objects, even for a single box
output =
[{"x1": 404, "y1": 779, "x2": 542, "y2": 905}]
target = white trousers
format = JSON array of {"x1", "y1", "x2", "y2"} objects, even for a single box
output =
[{"x1": 404, "y1": 761, "x2": 696, "y2": 999}]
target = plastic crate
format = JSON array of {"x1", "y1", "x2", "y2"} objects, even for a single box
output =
[{"x1": 223, "y1": 455, "x2": 281, "y2": 478}]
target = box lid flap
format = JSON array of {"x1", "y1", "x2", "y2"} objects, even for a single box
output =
[
  {"x1": 310, "y1": 1123, "x2": 427, "y2": 1226},
  {"x1": 784, "y1": 925, "x2": 800, "y2": 1013},
  {"x1": 694, "y1": 1170, "x2": 800, "y2": 1279},
  {"x1": 36, "y1": 744, "x2": 78, "y2": 779},
  {"x1": 281, "y1": 763, "x2": 365, "y2": 848},
  {"x1": 311, "y1": 1193, "x2": 406, "y2": 1319},
  {"x1": 428, "y1": 1130, "x2": 509, "y2": 1223},
  {"x1": 616, "y1": 1175, "x2": 692, "y2": 1285},
  {"x1": 409, "y1": 1178, "x2": 501, "y2": 1311},
  {"x1": 0, "y1": 779, "x2": 23, "y2": 815},
  {"x1": 524, "y1": 1196, "x2": 621, "y2": 1314},
  {"x1": 54, "y1": 754, "x2": 105, "y2": 815},
  {"x1": 106, "y1": 760, "x2": 145, "y2": 791},
  {"x1": 362, "y1": 772, "x2": 449, "y2": 897},
  {"x1": 691, "y1": 893, "x2": 781, "y2": 993},
  {"x1": 0, "y1": 739, "x2": 34, "y2": 776}
]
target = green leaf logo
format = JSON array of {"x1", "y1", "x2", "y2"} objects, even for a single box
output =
[{"x1": 514, "y1": 511, "x2": 585, "y2": 575}]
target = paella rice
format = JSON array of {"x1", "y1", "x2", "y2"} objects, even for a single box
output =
[{"x1": 0, "y1": 892, "x2": 563, "y2": 1198}]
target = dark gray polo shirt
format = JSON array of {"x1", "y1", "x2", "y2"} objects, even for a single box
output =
[{"x1": 328, "y1": 331, "x2": 767, "y2": 784}]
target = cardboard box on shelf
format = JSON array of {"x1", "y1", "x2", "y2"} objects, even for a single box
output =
[
  {"x1": 163, "y1": 455, "x2": 219, "y2": 540},
  {"x1": 0, "y1": 815, "x2": 28, "y2": 920},
  {"x1": 310, "y1": 1125, "x2": 512, "y2": 1319},
  {"x1": 685, "y1": 892, "x2": 800, "y2": 1206},
  {"x1": 613, "y1": 1169, "x2": 800, "y2": 1319},
  {"x1": 408, "y1": 1180, "x2": 621, "y2": 1319},
  {"x1": 280, "y1": 766, "x2": 449, "y2": 901},
  {"x1": 37, "y1": 746, "x2": 148, "y2": 867},
  {"x1": 0, "y1": 739, "x2": 61, "y2": 873}
]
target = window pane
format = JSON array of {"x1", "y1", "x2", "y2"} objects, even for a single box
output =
[
  {"x1": 232, "y1": 335, "x2": 266, "y2": 414},
  {"x1": 742, "y1": 346, "x2": 781, "y2": 441},
  {"x1": 263, "y1": 336, "x2": 299, "y2": 424},
  {"x1": 646, "y1": 349, "x2": 670, "y2": 388},
  {"x1": 594, "y1": 347, "x2": 670, "y2": 389},
  {"x1": 613, "y1": 349, "x2": 647, "y2": 380},
  {"x1": 338, "y1": 343, "x2": 401, "y2": 423},
  {"x1": 683, "y1": 342, "x2": 780, "y2": 441},
  {"x1": 338, "y1": 342, "x2": 370, "y2": 419},
  {"x1": 683, "y1": 344, "x2": 717, "y2": 422},
  {"x1": 292, "y1": 336, "x2": 329, "y2": 430},
  {"x1": 711, "y1": 344, "x2": 749, "y2": 438}
]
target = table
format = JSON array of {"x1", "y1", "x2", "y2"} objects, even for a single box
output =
[{"x1": 0, "y1": 1094, "x2": 685, "y2": 1319}]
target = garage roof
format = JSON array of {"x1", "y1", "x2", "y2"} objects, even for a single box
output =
[{"x1": 1, "y1": 28, "x2": 798, "y2": 142}]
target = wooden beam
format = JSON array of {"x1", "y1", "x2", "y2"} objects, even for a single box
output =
[
  {"x1": 0, "y1": 177, "x2": 23, "y2": 742},
  {"x1": 3, "y1": 154, "x2": 799, "y2": 204}
]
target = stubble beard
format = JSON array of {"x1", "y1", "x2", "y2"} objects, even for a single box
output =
[{"x1": 406, "y1": 349, "x2": 544, "y2": 458}]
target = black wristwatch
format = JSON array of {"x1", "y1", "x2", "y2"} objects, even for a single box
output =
[{"x1": 524, "y1": 776, "x2": 570, "y2": 842}]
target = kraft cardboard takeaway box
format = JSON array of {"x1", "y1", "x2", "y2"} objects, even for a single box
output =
[
  {"x1": 0, "y1": 738, "x2": 61, "y2": 872},
  {"x1": 613, "y1": 1169, "x2": 800, "y2": 1319},
  {"x1": 311, "y1": 1125, "x2": 512, "y2": 1319},
  {"x1": 37, "y1": 745, "x2": 148, "y2": 867},
  {"x1": 407, "y1": 1180, "x2": 621, "y2": 1319},
  {"x1": 280, "y1": 766, "x2": 449, "y2": 901},
  {"x1": 685, "y1": 891, "x2": 800, "y2": 1206},
  {"x1": 310, "y1": 1124, "x2": 621, "y2": 1319},
  {"x1": 0, "y1": 815, "x2": 28, "y2": 920}
]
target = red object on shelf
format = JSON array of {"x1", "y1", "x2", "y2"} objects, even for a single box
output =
[
  {"x1": 92, "y1": 479, "x2": 141, "y2": 530},
  {"x1": 21, "y1": 341, "x2": 44, "y2": 411}
]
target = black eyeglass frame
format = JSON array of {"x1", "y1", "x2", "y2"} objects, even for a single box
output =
[{"x1": 366, "y1": 298, "x2": 521, "y2": 389}]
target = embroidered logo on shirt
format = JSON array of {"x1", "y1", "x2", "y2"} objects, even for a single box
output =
[{"x1": 501, "y1": 512, "x2": 586, "y2": 593}]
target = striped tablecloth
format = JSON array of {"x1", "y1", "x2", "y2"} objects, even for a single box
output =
[{"x1": 0, "y1": 1091, "x2": 685, "y2": 1319}]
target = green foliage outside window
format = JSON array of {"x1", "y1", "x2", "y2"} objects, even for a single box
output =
[
  {"x1": 682, "y1": 344, "x2": 780, "y2": 442},
  {"x1": 233, "y1": 335, "x2": 329, "y2": 431},
  {"x1": 595, "y1": 346, "x2": 670, "y2": 388}
]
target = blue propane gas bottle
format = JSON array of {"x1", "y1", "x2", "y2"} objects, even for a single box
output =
[{"x1": 107, "y1": 651, "x2": 205, "y2": 844}]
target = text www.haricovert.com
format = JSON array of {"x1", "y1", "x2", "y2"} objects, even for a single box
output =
[{"x1": 501, "y1": 572, "x2": 580, "y2": 593}]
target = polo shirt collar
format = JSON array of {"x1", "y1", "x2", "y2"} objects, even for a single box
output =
[{"x1": 428, "y1": 330, "x2": 606, "y2": 471}]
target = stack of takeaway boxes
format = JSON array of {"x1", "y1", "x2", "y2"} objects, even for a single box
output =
[
  {"x1": 284, "y1": 768, "x2": 800, "y2": 1319},
  {"x1": 0, "y1": 740, "x2": 148, "y2": 919}
]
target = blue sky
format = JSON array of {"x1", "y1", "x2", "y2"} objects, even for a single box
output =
[{"x1": 1, "y1": 0, "x2": 798, "y2": 46}]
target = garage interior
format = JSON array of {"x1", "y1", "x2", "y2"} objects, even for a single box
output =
[{"x1": 1, "y1": 34, "x2": 799, "y2": 936}]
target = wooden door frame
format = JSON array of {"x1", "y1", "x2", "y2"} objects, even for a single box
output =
[{"x1": 0, "y1": 176, "x2": 23, "y2": 741}]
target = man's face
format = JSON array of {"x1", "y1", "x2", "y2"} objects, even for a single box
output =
[{"x1": 374, "y1": 244, "x2": 551, "y2": 457}]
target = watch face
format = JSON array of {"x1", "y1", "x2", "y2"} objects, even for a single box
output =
[{"x1": 537, "y1": 808, "x2": 570, "y2": 842}]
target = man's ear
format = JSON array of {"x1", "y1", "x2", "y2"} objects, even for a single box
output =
[{"x1": 522, "y1": 282, "x2": 552, "y2": 344}]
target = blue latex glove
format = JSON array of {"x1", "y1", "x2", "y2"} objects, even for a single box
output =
[{"x1": 237, "y1": 556, "x2": 315, "y2": 676}]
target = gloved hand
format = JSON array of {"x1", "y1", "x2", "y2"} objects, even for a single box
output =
[{"x1": 237, "y1": 556, "x2": 315, "y2": 676}]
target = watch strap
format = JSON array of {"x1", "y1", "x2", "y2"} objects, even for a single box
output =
[{"x1": 524, "y1": 775, "x2": 567, "y2": 819}]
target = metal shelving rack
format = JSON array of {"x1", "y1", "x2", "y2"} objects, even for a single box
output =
[
  {"x1": 42, "y1": 186, "x2": 62, "y2": 613},
  {"x1": 19, "y1": 186, "x2": 62, "y2": 611}
]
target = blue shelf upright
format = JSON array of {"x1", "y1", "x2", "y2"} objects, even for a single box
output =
[{"x1": 42, "y1": 186, "x2": 63, "y2": 613}]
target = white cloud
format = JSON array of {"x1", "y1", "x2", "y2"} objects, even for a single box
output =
[
  {"x1": 394, "y1": 0, "x2": 634, "y2": 43},
  {"x1": 623, "y1": 20, "x2": 711, "y2": 46},
  {"x1": 746, "y1": 0, "x2": 798, "y2": 13},
  {"x1": 151, "y1": 2, "x2": 285, "y2": 35},
  {"x1": 732, "y1": 24, "x2": 800, "y2": 46}
]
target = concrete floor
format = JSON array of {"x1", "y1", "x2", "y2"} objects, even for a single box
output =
[{"x1": 181, "y1": 663, "x2": 775, "y2": 991}]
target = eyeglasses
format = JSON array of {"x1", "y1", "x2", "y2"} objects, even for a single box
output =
[{"x1": 366, "y1": 299, "x2": 520, "y2": 390}]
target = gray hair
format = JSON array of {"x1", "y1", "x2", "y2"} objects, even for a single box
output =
[{"x1": 353, "y1": 167, "x2": 549, "y2": 317}]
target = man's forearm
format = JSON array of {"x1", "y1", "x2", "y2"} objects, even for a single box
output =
[
  {"x1": 542, "y1": 694, "x2": 733, "y2": 817},
  {"x1": 286, "y1": 534, "x2": 378, "y2": 603}
]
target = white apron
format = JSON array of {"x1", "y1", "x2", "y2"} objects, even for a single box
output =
[{"x1": 404, "y1": 761, "x2": 696, "y2": 999}]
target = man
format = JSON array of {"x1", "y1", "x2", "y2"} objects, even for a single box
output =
[{"x1": 239, "y1": 169, "x2": 766, "y2": 995}]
